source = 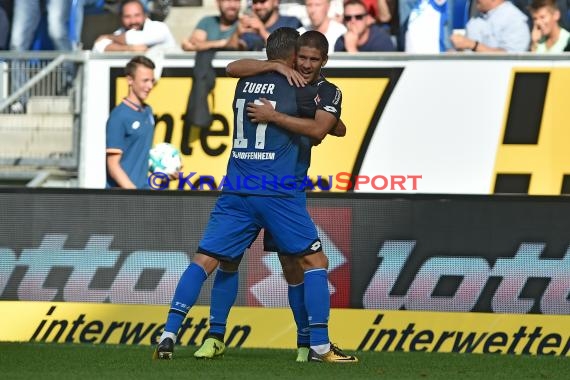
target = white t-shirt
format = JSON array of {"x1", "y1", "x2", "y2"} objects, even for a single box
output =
[
  {"x1": 405, "y1": 0, "x2": 447, "y2": 53},
  {"x1": 92, "y1": 18, "x2": 178, "y2": 53}
]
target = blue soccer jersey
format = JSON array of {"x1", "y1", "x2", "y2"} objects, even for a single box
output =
[
  {"x1": 106, "y1": 102, "x2": 155, "y2": 189},
  {"x1": 293, "y1": 76, "x2": 342, "y2": 192},
  {"x1": 223, "y1": 72, "x2": 303, "y2": 196},
  {"x1": 198, "y1": 71, "x2": 329, "y2": 259}
]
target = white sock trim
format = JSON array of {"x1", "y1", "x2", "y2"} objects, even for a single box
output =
[
  {"x1": 217, "y1": 268, "x2": 238, "y2": 274},
  {"x1": 311, "y1": 343, "x2": 331, "y2": 355},
  {"x1": 159, "y1": 331, "x2": 176, "y2": 344},
  {"x1": 304, "y1": 268, "x2": 327, "y2": 275}
]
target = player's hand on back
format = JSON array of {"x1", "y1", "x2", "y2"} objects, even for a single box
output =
[
  {"x1": 247, "y1": 98, "x2": 276, "y2": 123},
  {"x1": 275, "y1": 64, "x2": 307, "y2": 87}
]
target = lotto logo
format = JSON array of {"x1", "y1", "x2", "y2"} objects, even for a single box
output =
[{"x1": 311, "y1": 241, "x2": 322, "y2": 251}]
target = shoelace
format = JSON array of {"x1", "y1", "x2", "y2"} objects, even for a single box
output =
[{"x1": 330, "y1": 343, "x2": 349, "y2": 357}]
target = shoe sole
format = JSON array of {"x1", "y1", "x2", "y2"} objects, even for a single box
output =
[
  {"x1": 154, "y1": 351, "x2": 173, "y2": 360},
  {"x1": 309, "y1": 356, "x2": 358, "y2": 363},
  {"x1": 194, "y1": 351, "x2": 224, "y2": 359}
]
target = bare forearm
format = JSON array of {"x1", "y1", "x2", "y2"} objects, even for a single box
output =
[
  {"x1": 227, "y1": 59, "x2": 278, "y2": 77},
  {"x1": 107, "y1": 157, "x2": 137, "y2": 189},
  {"x1": 377, "y1": 0, "x2": 391, "y2": 22},
  {"x1": 330, "y1": 119, "x2": 346, "y2": 137},
  {"x1": 109, "y1": 33, "x2": 127, "y2": 45},
  {"x1": 271, "y1": 112, "x2": 325, "y2": 140},
  {"x1": 103, "y1": 43, "x2": 146, "y2": 52},
  {"x1": 108, "y1": 167, "x2": 137, "y2": 189},
  {"x1": 473, "y1": 41, "x2": 506, "y2": 52},
  {"x1": 191, "y1": 39, "x2": 227, "y2": 51}
]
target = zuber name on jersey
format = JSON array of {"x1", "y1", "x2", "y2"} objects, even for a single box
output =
[{"x1": 242, "y1": 81, "x2": 275, "y2": 94}]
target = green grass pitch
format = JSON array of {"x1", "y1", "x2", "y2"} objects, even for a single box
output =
[{"x1": 1, "y1": 342, "x2": 569, "y2": 379}]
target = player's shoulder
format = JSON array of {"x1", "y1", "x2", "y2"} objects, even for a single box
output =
[
  {"x1": 143, "y1": 104, "x2": 154, "y2": 118},
  {"x1": 316, "y1": 76, "x2": 340, "y2": 92},
  {"x1": 108, "y1": 102, "x2": 140, "y2": 124},
  {"x1": 109, "y1": 102, "x2": 129, "y2": 117},
  {"x1": 315, "y1": 77, "x2": 342, "y2": 102}
]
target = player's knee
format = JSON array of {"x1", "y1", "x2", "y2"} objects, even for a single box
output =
[
  {"x1": 299, "y1": 251, "x2": 328, "y2": 271},
  {"x1": 279, "y1": 255, "x2": 304, "y2": 284},
  {"x1": 193, "y1": 253, "x2": 220, "y2": 275}
]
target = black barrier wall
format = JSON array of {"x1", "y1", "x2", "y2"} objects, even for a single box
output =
[{"x1": 1, "y1": 189, "x2": 569, "y2": 314}]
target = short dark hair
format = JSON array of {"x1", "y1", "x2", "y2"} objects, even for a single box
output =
[
  {"x1": 528, "y1": 0, "x2": 558, "y2": 12},
  {"x1": 266, "y1": 27, "x2": 300, "y2": 61},
  {"x1": 120, "y1": 0, "x2": 145, "y2": 16},
  {"x1": 297, "y1": 31, "x2": 329, "y2": 60},
  {"x1": 125, "y1": 55, "x2": 155, "y2": 77}
]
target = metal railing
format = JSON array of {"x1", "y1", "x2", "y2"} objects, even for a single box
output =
[{"x1": 0, "y1": 52, "x2": 88, "y2": 177}]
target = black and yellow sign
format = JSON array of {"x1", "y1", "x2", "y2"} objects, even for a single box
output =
[
  {"x1": 4, "y1": 301, "x2": 570, "y2": 355},
  {"x1": 111, "y1": 67, "x2": 402, "y2": 191},
  {"x1": 493, "y1": 68, "x2": 570, "y2": 195}
]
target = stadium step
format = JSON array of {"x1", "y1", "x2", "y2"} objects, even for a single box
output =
[
  {"x1": 0, "y1": 115, "x2": 74, "y2": 158},
  {"x1": 27, "y1": 96, "x2": 73, "y2": 115}
]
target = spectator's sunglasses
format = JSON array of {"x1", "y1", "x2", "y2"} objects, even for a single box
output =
[{"x1": 343, "y1": 13, "x2": 367, "y2": 21}]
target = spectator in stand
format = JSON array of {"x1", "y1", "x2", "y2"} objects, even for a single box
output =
[
  {"x1": 0, "y1": 0, "x2": 12, "y2": 50},
  {"x1": 398, "y1": 0, "x2": 418, "y2": 47},
  {"x1": 10, "y1": 0, "x2": 72, "y2": 53},
  {"x1": 225, "y1": 0, "x2": 302, "y2": 50},
  {"x1": 181, "y1": 0, "x2": 240, "y2": 51},
  {"x1": 9, "y1": 0, "x2": 74, "y2": 113},
  {"x1": 404, "y1": 0, "x2": 451, "y2": 53},
  {"x1": 511, "y1": 0, "x2": 568, "y2": 30},
  {"x1": 93, "y1": 0, "x2": 177, "y2": 53},
  {"x1": 334, "y1": 0, "x2": 396, "y2": 52},
  {"x1": 298, "y1": 0, "x2": 347, "y2": 53},
  {"x1": 529, "y1": 0, "x2": 570, "y2": 52},
  {"x1": 450, "y1": 0, "x2": 531, "y2": 52}
]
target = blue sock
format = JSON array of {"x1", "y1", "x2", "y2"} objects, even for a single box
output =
[
  {"x1": 208, "y1": 269, "x2": 239, "y2": 340},
  {"x1": 304, "y1": 268, "x2": 330, "y2": 346},
  {"x1": 288, "y1": 283, "x2": 310, "y2": 347},
  {"x1": 164, "y1": 262, "x2": 208, "y2": 335}
]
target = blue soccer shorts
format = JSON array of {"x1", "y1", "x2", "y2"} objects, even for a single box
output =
[{"x1": 197, "y1": 193, "x2": 321, "y2": 262}]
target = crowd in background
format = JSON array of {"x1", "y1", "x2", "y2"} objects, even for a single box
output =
[{"x1": 1, "y1": 0, "x2": 570, "y2": 55}]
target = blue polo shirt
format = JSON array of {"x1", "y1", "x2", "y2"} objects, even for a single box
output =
[{"x1": 106, "y1": 102, "x2": 155, "y2": 189}]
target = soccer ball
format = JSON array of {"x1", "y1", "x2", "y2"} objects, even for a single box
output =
[{"x1": 149, "y1": 142, "x2": 182, "y2": 175}]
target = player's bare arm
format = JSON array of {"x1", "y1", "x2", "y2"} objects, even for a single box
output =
[
  {"x1": 330, "y1": 118, "x2": 346, "y2": 137},
  {"x1": 226, "y1": 59, "x2": 306, "y2": 87},
  {"x1": 247, "y1": 98, "x2": 338, "y2": 142},
  {"x1": 106, "y1": 152, "x2": 137, "y2": 189},
  {"x1": 182, "y1": 29, "x2": 228, "y2": 51}
]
